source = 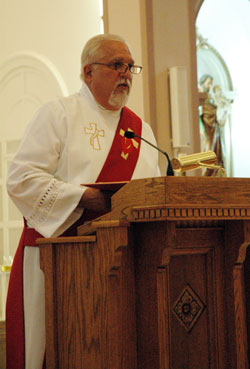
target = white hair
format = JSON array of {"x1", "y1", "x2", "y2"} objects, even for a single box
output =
[{"x1": 80, "y1": 34, "x2": 131, "y2": 81}]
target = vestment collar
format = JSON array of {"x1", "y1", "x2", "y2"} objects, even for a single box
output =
[{"x1": 79, "y1": 83, "x2": 121, "y2": 118}]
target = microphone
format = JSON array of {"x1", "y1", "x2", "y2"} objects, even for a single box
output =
[{"x1": 124, "y1": 131, "x2": 174, "y2": 176}]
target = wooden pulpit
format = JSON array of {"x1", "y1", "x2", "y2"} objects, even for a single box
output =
[{"x1": 37, "y1": 176, "x2": 250, "y2": 369}]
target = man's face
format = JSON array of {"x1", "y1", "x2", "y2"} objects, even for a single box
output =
[{"x1": 84, "y1": 40, "x2": 134, "y2": 110}]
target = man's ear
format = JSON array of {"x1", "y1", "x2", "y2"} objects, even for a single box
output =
[{"x1": 83, "y1": 64, "x2": 93, "y2": 81}]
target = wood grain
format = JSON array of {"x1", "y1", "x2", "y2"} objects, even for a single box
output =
[{"x1": 39, "y1": 176, "x2": 250, "y2": 368}]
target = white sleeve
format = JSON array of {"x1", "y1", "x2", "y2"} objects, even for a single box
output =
[
  {"x1": 132, "y1": 121, "x2": 161, "y2": 179},
  {"x1": 6, "y1": 102, "x2": 86, "y2": 238},
  {"x1": 142, "y1": 122, "x2": 161, "y2": 177}
]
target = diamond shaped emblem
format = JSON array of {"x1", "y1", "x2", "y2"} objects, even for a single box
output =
[{"x1": 173, "y1": 284, "x2": 206, "y2": 332}]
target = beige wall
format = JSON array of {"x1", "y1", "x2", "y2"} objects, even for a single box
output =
[
  {"x1": 105, "y1": 0, "x2": 204, "y2": 174},
  {"x1": 0, "y1": 0, "x2": 101, "y2": 94},
  {"x1": 104, "y1": 0, "x2": 145, "y2": 119},
  {"x1": 149, "y1": 0, "x2": 203, "y2": 171}
]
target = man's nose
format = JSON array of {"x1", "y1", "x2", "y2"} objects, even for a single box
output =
[{"x1": 120, "y1": 67, "x2": 132, "y2": 80}]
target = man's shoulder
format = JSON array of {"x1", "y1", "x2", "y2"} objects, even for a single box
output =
[
  {"x1": 40, "y1": 92, "x2": 77, "y2": 107},
  {"x1": 123, "y1": 106, "x2": 151, "y2": 129},
  {"x1": 58, "y1": 92, "x2": 81, "y2": 106},
  {"x1": 123, "y1": 106, "x2": 141, "y2": 121},
  {"x1": 43, "y1": 92, "x2": 84, "y2": 113}
]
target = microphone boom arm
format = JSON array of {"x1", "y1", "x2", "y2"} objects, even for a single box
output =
[{"x1": 127, "y1": 132, "x2": 174, "y2": 176}]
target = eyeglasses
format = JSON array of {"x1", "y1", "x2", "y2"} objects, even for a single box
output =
[{"x1": 90, "y1": 61, "x2": 142, "y2": 74}]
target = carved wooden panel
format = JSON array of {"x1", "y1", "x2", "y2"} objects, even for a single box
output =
[{"x1": 157, "y1": 227, "x2": 227, "y2": 369}]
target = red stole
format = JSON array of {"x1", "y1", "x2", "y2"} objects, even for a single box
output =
[
  {"x1": 96, "y1": 106, "x2": 142, "y2": 182},
  {"x1": 5, "y1": 106, "x2": 142, "y2": 369}
]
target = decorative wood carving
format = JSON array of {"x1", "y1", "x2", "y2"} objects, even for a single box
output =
[
  {"x1": 172, "y1": 283, "x2": 206, "y2": 333},
  {"x1": 132, "y1": 204, "x2": 250, "y2": 222}
]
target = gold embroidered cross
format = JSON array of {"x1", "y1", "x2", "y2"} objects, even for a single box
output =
[
  {"x1": 120, "y1": 128, "x2": 139, "y2": 160},
  {"x1": 84, "y1": 123, "x2": 104, "y2": 150}
]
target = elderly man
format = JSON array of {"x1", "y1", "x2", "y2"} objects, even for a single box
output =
[{"x1": 6, "y1": 34, "x2": 160, "y2": 369}]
